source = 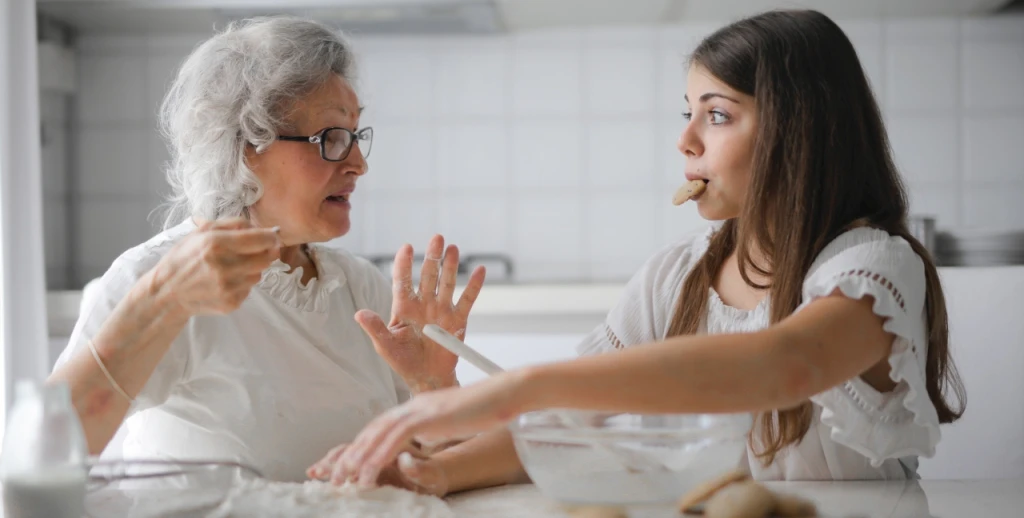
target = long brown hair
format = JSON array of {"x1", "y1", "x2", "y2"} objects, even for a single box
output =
[{"x1": 666, "y1": 10, "x2": 966, "y2": 465}]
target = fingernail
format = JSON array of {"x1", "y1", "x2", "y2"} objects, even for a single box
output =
[
  {"x1": 398, "y1": 452, "x2": 415, "y2": 470},
  {"x1": 270, "y1": 226, "x2": 280, "y2": 233}
]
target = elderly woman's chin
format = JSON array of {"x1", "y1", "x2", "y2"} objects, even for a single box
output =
[{"x1": 316, "y1": 200, "x2": 353, "y2": 240}]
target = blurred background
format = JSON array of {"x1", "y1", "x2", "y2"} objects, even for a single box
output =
[
  {"x1": 30, "y1": 0, "x2": 1024, "y2": 289},
  {"x1": 1, "y1": 0, "x2": 1022, "y2": 480}
]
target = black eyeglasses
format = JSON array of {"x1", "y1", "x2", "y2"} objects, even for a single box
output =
[{"x1": 276, "y1": 127, "x2": 373, "y2": 162}]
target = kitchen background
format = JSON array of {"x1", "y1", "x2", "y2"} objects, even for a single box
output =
[
  {"x1": 17, "y1": 0, "x2": 1024, "y2": 480},
  {"x1": 35, "y1": 0, "x2": 1024, "y2": 289}
]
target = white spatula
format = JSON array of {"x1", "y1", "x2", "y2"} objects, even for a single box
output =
[{"x1": 423, "y1": 325, "x2": 504, "y2": 376}]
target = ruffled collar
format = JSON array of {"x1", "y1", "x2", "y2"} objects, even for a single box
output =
[
  {"x1": 258, "y1": 244, "x2": 347, "y2": 313},
  {"x1": 707, "y1": 288, "x2": 769, "y2": 321},
  {"x1": 693, "y1": 224, "x2": 771, "y2": 328}
]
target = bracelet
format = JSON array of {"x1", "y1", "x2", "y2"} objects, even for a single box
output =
[{"x1": 87, "y1": 339, "x2": 133, "y2": 403}]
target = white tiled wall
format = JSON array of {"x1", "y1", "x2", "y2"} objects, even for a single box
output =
[
  {"x1": 54, "y1": 15, "x2": 1024, "y2": 286},
  {"x1": 40, "y1": 91, "x2": 70, "y2": 288}
]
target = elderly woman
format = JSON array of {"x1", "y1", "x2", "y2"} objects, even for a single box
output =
[{"x1": 48, "y1": 17, "x2": 483, "y2": 482}]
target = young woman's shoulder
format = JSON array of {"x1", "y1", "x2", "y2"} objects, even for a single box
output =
[
  {"x1": 811, "y1": 227, "x2": 923, "y2": 274},
  {"x1": 803, "y1": 226, "x2": 928, "y2": 327}
]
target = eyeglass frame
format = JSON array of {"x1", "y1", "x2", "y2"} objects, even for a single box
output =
[{"x1": 276, "y1": 126, "x2": 373, "y2": 162}]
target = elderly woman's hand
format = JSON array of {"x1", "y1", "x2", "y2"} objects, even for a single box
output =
[
  {"x1": 355, "y1": 235, "x2": 485, "y2": 394},
  {"x1": 317, "y1": 372, "x2": 525, "y2": 488},
  {"x1": 151, "y1": 218, "x2": 281, "y2": 316},
  {"x1": 307, "y1": 441, "x2": 449, "y2": 497}
]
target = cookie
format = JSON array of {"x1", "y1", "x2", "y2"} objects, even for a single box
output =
[
  {"x1": 676, "y1": 469, "x2": 750, "y2": 512},
  {"x1": 672, "y1": 179, "x2": 707, "y2": 205},
  {"x1": 704, "y1": 480, "x2": 776, "y2": 518},
  {"x1": 773, "y1": 492, "x2": 818, "y2": 517}
]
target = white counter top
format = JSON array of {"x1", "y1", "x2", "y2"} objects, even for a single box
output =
[
  {"x1": 27, "y1": 479, "x2": 1023, "y2": 517},
  {"x1": 448, "y1": 480, "x2": 1024, "y2": 517},
  {"x1": 44, "y1": 283, "x2": 628, "y2": 336}
]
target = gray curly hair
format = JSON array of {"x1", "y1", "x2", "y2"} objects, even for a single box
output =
[{"x1": 158, "y1": 16, "x2": 357, "y2": 228}]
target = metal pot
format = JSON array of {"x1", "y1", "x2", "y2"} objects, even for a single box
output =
[
  {"x1": 935, "y1": 227, "x2": 1024, "y2": 266},
  {"x1": 908, "y1": 215, "x2": 937, "y2": 255}
]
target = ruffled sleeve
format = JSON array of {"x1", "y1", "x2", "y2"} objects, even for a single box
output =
[
  {"x1": 800, "y1": 227, "x2": 940, "y2": 466},
  {"x1": 576, "y1": 227, "x2": 713, "y2": 357}
]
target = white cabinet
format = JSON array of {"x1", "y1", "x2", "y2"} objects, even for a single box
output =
[{"x1": 916, "y1": 266, "x2": 1024, "y2": 479}]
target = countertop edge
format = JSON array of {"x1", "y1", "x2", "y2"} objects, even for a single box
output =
[{"x1": 46, "y1": 265, "x2": 1024, "y2": 336}]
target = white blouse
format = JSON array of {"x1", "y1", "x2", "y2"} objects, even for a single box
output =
[
  {"x1": 576, "y1": 225, "x2": 939, "y2": 480},
  {"x1": 54, "y1": 220, "x2": 409, "y2": 482}
]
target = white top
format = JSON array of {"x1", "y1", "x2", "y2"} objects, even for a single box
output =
[
  {"x1": 576, "y1": 225, "x2": 940, "y2": 481},
  {"x1": 54, "y1": 221, "x2": 410, "y2": 482}
]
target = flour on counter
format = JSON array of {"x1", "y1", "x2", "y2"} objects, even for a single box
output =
[{"x1": 207, "y1": 478, "x2": 455, "y2": 518}]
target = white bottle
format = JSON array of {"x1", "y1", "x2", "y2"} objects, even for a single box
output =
[{"x1": 1, "y1": 380, "x2": 88, "y2": 518}]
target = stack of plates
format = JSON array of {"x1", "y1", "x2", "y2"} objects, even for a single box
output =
[{"x1": 935, "y1": 228, "x2": 1024, "y2": 267}]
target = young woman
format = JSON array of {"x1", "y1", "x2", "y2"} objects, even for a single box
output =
[{"x1": 309, "y1": 9, "x2": 966, "y2": 491}]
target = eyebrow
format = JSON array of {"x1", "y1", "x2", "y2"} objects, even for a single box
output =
[
  {"x1": 683, "y1": 92, "x2": 742, "y2": 104},
  {"x1": 318, "y1": 106, "x2": 365, "y2": 116}
]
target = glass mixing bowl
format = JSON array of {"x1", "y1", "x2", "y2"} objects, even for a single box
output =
[
  {"x1": 84, "y1": 459, "x2": 259, "y2": 517},
  {"x1": 510, "y1": 411, "x2": 752, "y2": 507}
]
